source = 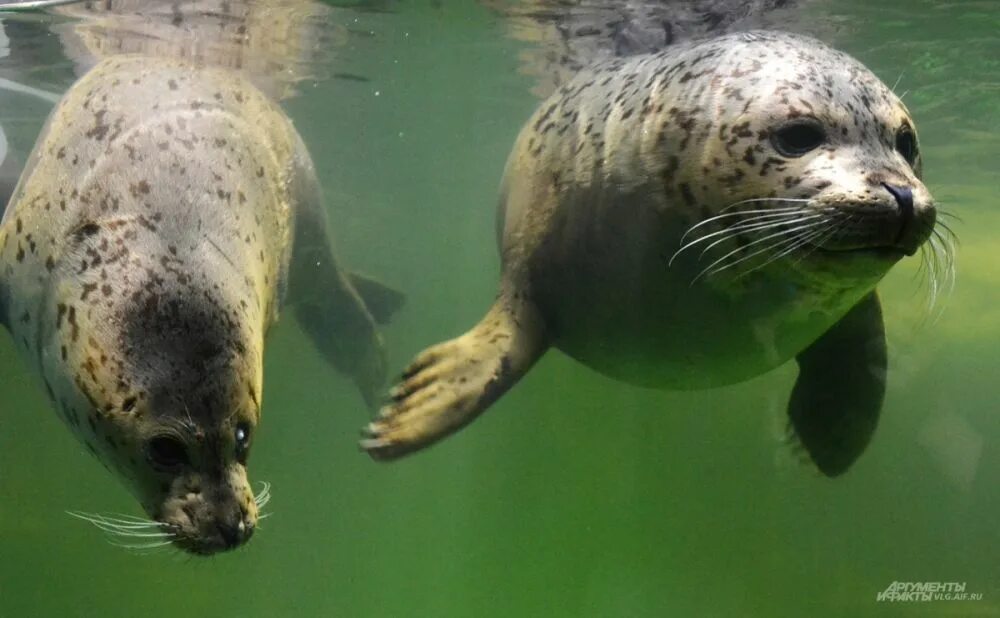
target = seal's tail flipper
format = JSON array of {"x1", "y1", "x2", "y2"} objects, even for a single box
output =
[
  {"x1": 361, "y1": 293, "x2": 547, "y2": 461},
  {"x1": 347, "y1": 272, "x2": 405, "y2": 326},
  {"x1": 787, "y1": 291, "x2": 886, "y2": 477}
]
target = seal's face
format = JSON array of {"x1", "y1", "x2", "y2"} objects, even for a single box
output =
[
  {"x1": 38, "y1": 247, "x2": 267, "y2": 555},
  {"x1": 683, "y1": 32, "x2": 936, "y2": 286},
  {"x1": 140, "y1": 413, "x2": 260, "y2": 555},
  {"x1": 65, "y1": 341, "x2": 264, "y2": 555}
]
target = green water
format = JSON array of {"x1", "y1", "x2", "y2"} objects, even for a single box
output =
[{"x1": 0, "y1": 1, "x2": 998, "y2": 616}]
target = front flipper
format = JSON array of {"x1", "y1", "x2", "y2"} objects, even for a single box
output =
[
  {"x1": 788, "y1": 291, "x2": 887, "y2": 477},
  {"x1": 291, "y1": 268, "x2": 397, "y2": 409},
  {"x1": 287, "y1": 139, "x2": 404, "y2": 409},
  {"x1": 362, "y1": 290, "x2": 547, "y2": 461}
]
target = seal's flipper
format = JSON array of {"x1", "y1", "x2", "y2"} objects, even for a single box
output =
[
  {"x1": 787, "y1": 291, "x2": 886, "y2": 477},
  {"x1": 288, "y1": 144, "x2": 394, "y2": 409},
  {"x1": 347, "y1": 272, "x2": 405, "y2": 325},
  {"x1": 291, "y1": 273, "x2": 389, "y2": 408},
  {"x1": 362, "y1": 292, "x2": 547, "y2": 460}
]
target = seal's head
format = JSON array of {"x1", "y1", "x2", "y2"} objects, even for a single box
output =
[
  {"x1": 667, "y1": 31, "x2": 938, "y2": 286},
  {"x1": 40, "y1": 226, "x2": 266, "y2": 555}
]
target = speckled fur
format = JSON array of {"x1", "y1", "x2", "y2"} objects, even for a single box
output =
[
  {"x1": 0, "y1": 55, "x2": 391, "y2": 553},
  {"x1": 363, "y1": 31, "x2": 936, "y2": 461}
]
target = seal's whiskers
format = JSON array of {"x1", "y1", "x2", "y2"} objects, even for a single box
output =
[
  {"x1": 678, "y1": 202, "x2": 808, "y2": 243},
  {"x1": 918, "y1": 222, "x2": 957, "y2": 324},
  {"x1": 67, "y1": 511, "x2": 175, "y2": 541},
  {"x1": 791, "y1": 214, "x2": 854, "y2": 266},
  {"x1": 720, "y1": 197, "x2": 812, "y2": 213},
  {"x1": 695, "y1": 214, "x2": 823, "y2": 260},
  {"x1": 720, "y1": 223, "x2": 831, "y2": 279},
  {"x1": 671, "y1": 210, "x2": 818, "y2": 265},
  {"x1": 691, "y1": 218, "x2": 831, "y2": 283},
  {"x1": 254, "y1": 481, "x2": 272, "y2": 510},
  {"x1": 737, "y1": 223, "x2": 837, "y2": 279},
  {"x1": 254, "y1": 481, "x2": 274, "y2": 525}
]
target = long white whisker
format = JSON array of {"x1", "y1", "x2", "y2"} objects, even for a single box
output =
[
  {"x1": 791, "y1": 216, "x2": 851, "y2": 266},
  {"x1": 720, "y1": 197, "x2": 812, "y2": 213},
  {"x1": 891, "y1": 70, "x2": 905, "y2": 94},
  {"x1": 705, "y1": 227, "x2": 823, "y2": 279},
  {"x1": 80, "y1": 521, "x2": 172, "y2": 538},
  {"x1": 695, "y1": 215, "x2": 823, "y2": 259},
  {"x1": 102, "y1": 513, "x2": 161, "y2": 525},
  {"x1": 107, "y1": 530, "x2": 175, "y2": 539},
  {"x1": 67, "y1": 511, "x2": 163, "y2": 531},
  {"x1": 109, "y1": 539, "x2": 175, "y2": 551},
  {"x1": 678, "y1": 207, "x2": 808, "y2": 245},
  {"x1": 671, "y1": 213, "x2": 820, "y2": 265},
  {"x1": 724, "y1": 222, "x2": 833, "y2": 276},
  {"x1": 736, "y1": 224, "x2": 835, "y2": 279},
  {"x1": 691, "y1": 219, "x2": 828, "y2": 283},
  {"x1": 925, "y1": 228, "x2": 957, "y2": 325}
]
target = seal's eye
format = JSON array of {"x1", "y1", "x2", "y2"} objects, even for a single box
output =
[
  {"x1": 235, "y1": 422, "x2": 251, "y2": 464},
  {"x1": 895, "y1": 126, "x2": 918, "y2": 166},
  {"x1": 771, "y1": 121, "x2": 826, "y2": 157},
  {"x1": 147, "y1": 436, "x2": 189, "y2": 471}
]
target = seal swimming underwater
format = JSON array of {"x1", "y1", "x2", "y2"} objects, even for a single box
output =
[
  {"x1": 363, "y1": 31, "x2": 952, "y2": 475},
  {"x1": 0, "y1": 55, "x2": 402, "y2": 554}
]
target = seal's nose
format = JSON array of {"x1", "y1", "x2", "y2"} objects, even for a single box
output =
[
  {"x1": 882, "y1": 183, "x2": 917, "y2": 253},
  {"x1": 216, "y1": 507, "x2": 254, "y2": 549},
  {"x1": 216, "y1": 519, "x2": 252, "y2": 549},
  {"x1": 883, "y1": 183, "x2": 914, "y2": 215}
]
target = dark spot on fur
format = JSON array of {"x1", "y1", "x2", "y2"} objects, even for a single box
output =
[{"x1": 679, "y1": 182, "x2": 696, "y2": 206}]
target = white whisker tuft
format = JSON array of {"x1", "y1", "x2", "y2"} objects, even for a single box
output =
[{"x1": 67, "y1": 510, "x2": 176, "y2": 549}]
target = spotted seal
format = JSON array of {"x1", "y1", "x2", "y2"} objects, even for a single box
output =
[
  {"x1": 0, "y1": 55, "x2": 402, "y2": 554},
  {"x1": 363, "y1": 31, "x2": 949, "y2": 476}
]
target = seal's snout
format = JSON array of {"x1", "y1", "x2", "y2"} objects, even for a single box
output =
[
  {"x1": 882, "y1": 182, "x2": 934, "y2": 256},
  {"x1": 216, "y1": 505, "x2": 255, "y2": 549},
  {"x1": 156, "y1": 469, "x2": 259, "y2": 555},
  {"x1": 883, "y1": 183, "x2": 913, "y2": 224}
]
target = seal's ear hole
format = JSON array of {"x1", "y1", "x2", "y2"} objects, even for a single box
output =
[
  {"x1": 895, "y1": 126, "x2": 918, "y2": 166},
  {"x1": 771, "y1": 121, "x2": 826, "y2": 157},
  {"x1": 147, "y1": 436, "x2": 189, "y2": 471}
]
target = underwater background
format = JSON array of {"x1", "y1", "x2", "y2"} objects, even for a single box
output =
[{"x1": 0, "y1": 0, "x2": 997, "y2": 616}]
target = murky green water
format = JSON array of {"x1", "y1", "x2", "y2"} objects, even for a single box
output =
[{"x1": 0, "y1": 1, "x2": 997, "y2": 616}]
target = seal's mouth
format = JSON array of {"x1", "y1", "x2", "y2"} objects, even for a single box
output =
[
  {"x1": 152, "y1": 490, "x2": 263, "y2": 556},
  {"x1": 166, "y1": 520, "x2": 256, "y2": 555},
  {"x1": 807, "y1": 208, "x2": 934, "y2": 259}
]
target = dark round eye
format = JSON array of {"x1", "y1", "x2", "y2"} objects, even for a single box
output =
[
  {"x1": 146, "y1": 436, "x2": 189, "y2": 471},
  {"x1": 895, "y1": 126, "x2": 918, "y2": 166},
  {"x1": 235, "y1": 422, "x2": 251, "y2": 463},
  {"x1": 771, "y1": 121, "x2": 826, "y2": 157}
]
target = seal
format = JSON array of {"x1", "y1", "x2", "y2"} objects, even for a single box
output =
[
  {"x1": 362, "y1": 31, "x2": 948, "y2": 476},
  {"x1": 0, "y1": 55, "x2": 402, "y2": 554}
]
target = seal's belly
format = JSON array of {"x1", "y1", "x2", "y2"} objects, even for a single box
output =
[
  {"x1": 528, "y1": 213, "x2": 870, "y2": 389},
  {"x1": 548, "y1": 278, "x2": 857, "y2": 389}
]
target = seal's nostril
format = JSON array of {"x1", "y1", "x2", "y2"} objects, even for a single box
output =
[
  {"x1": 217, "y1": 521, "x2": 243, "y2": 549},
  {"x1": 882, "y1": 183, "x2": 914, "y2": 215}
]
